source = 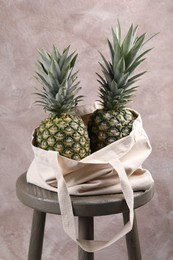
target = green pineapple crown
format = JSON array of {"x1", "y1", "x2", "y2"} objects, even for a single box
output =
[
  {"x1": 35, "y1": 45, "x2": 83, "y2": 117},
  {"x1": 97, "y1": 21, "x2": 155, "y2": 111}
]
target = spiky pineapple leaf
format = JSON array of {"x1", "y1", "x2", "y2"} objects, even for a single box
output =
[
  {"x1": 115, "y1": 19, "x2": 121, "y2": 43},
  {"x1": 117, "y1": 57, "x2": 125, "y2": 73},
  {"x1": 99, "y1": 52, "x2": 112, "y2": 74},
  {"x1": 107, "y1": 39, "x2": 114, "y2": 63},
  {"x1": 127, "y1": 58, "x2": 146, "y2": 74},
  {"x1": 38, "y1": 50, "x2": 51, "y2": 72},
  {"x1": 117, "y1": 72, "x2": 129, "y2": 86},
  {"x1": 112, "y1": 28, "x2": 122, "y2": 63},
  {"x1": 125, "y1": 33, "x2": 146, "y2": 68},
  {"x1": 128, "y1": 71, "x2": 146, "y2": 83},
  {"x1": 52, "y1": 45, "x2": 60, "y2": 61},
  {"x1": 59, "y1": 45, "x2": 70, "y2": 69},
  {"x1": 122, "y1": 24, "x2": 134, "y2": 55}
]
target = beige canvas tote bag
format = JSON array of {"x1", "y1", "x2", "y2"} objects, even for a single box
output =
[{"x1": 27, "y1": 102, "x2": 154, "y2": 252}]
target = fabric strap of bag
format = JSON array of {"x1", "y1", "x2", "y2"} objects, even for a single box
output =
[{"x1": 48, "y1": 151, "x2": 134, "y2": 253}]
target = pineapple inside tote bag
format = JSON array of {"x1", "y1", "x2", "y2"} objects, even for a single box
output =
[{"x1": 27, "y1": 102, "x2": 154, "y2": 253}]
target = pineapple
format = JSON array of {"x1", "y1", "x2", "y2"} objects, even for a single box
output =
[
  {"x1": 34, "y1": 45, "x2": 90, "y2": 160},
  {"x1": 88, "y1": 22, "x2": 153, "y2": 152}
]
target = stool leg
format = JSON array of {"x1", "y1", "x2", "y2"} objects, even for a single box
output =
[
  {"x1": 78, "y1": 217, "x2": 94, "y2": 260},
  {"x1": 123, "y1": 211, "x2": 142, "y2": 260},
  {"x1": 28, "y1": 210, "x2": 46, "y2": 260}
]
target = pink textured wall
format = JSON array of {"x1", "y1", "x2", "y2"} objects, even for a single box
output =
[{"x1": 0, "y1": 0, "x2": 173, "y2": 259}]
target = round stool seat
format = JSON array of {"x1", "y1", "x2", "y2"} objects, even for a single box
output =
[{"x1": 16, "y1": 173, "x2": 154, "y2": 217}]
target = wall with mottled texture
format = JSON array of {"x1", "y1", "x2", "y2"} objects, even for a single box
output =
[{"x1": 0, "y1": 0, "x2": 173, "y2": 259}]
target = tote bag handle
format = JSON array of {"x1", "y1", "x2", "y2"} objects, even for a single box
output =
[{"x1": 48, "y1": 151, "x2": 134, "y2": 253}]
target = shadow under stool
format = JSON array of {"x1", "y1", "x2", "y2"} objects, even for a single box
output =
[{"x1": 16, "y1": 172, "x2": 154, "y2": 260}]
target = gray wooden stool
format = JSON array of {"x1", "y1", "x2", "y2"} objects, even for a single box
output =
[{"x1": 16, "y1": 173, "x2": 154, "y2": 260}]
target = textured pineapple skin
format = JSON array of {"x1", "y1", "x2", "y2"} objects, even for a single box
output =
[
  {"x1": 35, "y1": 113, "x2": 90, "y2": 160},
  {"x1": 88, "y1": 108, "x2": 136, "y2": 153}
]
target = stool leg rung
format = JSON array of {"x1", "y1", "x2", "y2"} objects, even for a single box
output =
[{"x1": 28, "y1": 210, "x2": 46, "y2": 260}]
